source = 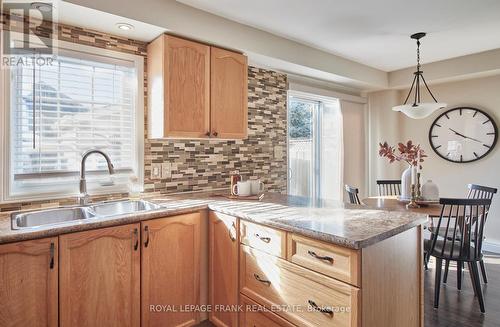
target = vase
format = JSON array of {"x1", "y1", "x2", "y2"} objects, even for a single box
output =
[
  {"x1": 401, "y1": 165, "x2": 412, "y2": 199},
  {"x1": 421, "y1": 180, "x2": 439, "y2": 201}
]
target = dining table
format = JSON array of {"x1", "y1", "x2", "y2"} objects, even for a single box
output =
[{"x1": 362, "y1": 196, "x2": 443, "y2": 217}]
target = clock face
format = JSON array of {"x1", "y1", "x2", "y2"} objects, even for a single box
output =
[{"x1": 429, "y1": 107, "x2": 498, "y2": 163}]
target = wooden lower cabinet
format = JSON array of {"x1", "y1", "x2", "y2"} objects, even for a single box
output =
[
  {"x1": 239, "y1": 295, "x2": 295, "y2": 327},
  {"x1": 208, "y1": 211, "x2": 239, "y2": 327},
  {"x1": 0, "y1": 237, "x2": 58, "y2": 327},
  {"x1": 240, "y1": 245, "x2": 359, "y2": 327},
  {"x1": 59, "y1": 223, "x2": 141, "y2": 327},
  {"x1": 142, "y1": 213, "x2": 201, "y2": 327}
]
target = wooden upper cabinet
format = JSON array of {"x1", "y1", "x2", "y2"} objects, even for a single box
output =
[
  {"x1": 210, "y1": 47, "x2": 248, "y2": 139},
  {"x1": 148, "y1": 35, "x2": 210, "y2": 138},
  {"x1": 209, "y1": 211, "x2": 239, "y2": 327},
  {"x1": 0, "y1": 237, "x2": 58, "y2": 327},
  {"x1": 59, "y1": 224, "x2": 141, "y2": 327},
  {"x1": 141, "y1": 213, "x2": 201, "y2": 327},
  {"x1": 147, "y1": 34, "x2": 247, "y2": 139}
]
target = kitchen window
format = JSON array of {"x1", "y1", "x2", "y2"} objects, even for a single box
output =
[
  {"x1": 288, "y1": 92, "x2": 343, "y2": 202},
  {"x1": 1, "y1": 38, "x2": 144, "y2": 202}
]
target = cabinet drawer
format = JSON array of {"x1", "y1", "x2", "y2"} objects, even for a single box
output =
[
  {"x1": 287, "y1": 234, "x2": 360, "y2": 286},
  {"x1": 240, "y1": 245, "x2": 359, "y2": 327},
  {"x1": 240, "y1": 294, "x2": 296, "y2": 327},
  {"x1": 240, "y1": 220, "x2": 286, "y2": 258}
]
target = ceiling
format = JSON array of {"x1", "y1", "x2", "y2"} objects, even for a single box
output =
[
  {"x1": 57, "y1": 2, "x2": 165, "y2": 42},
  {"x1": 177, "y1": 0, "x2": 500, "y2": 72}
]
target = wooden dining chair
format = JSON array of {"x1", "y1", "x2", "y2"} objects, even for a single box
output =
[
  {"x1": 345, "y1": 185, "x2": 361, "y2": 205},
  {"x1": 376, "y1": 180, "x2": 401, "y2": 196},
  {"x1": 442, "y1": 184, "x2": 498, "y2": 286},
  {"x1": 425, "y1": 197, "x2": 492, "y2": 313}
]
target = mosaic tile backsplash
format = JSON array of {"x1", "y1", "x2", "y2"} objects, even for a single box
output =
[{"x1": 0, "y1": 15, "x2": 288, "y2": 211}]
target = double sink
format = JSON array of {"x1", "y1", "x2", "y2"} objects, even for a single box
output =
[{"x1": 11, "y1": 200, "x2": 161, "y2": 230}]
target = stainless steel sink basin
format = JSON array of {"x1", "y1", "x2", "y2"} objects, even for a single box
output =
[
  {"x1": 11, "y1": 200, "x2": 162, "y2": 230},
  {"x1": 11, "y1": 207, "x2": 96, "y2": 230},
  {"x1": 89, "y1": 200, "x2": 161, "y2": 217}
]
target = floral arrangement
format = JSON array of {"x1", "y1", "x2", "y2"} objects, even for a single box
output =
[{"x1": 379, "y1": 140, "x2": 427, "y2": 168}]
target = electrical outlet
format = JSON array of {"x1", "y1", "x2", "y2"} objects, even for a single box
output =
[
  {"x1": 161, "y1": 162, "x2": 172, "y2": 179},
  {"x1": 151, "y1": 163, "x2": 162, "y2": 180}
]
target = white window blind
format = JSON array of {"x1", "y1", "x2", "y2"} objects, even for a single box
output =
[{"x1": 9, "y1": 48, "x2": 138, "y2": 194}]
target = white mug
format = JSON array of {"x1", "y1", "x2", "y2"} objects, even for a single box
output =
[
  {"x1": 232, "y1": 181, "x2": 252, "y2": 196},
  {"x1": 250, "y1": 180, "x2": 264, "y2": 195}
]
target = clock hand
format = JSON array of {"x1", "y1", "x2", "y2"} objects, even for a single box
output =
[
  {"x1": 449, "y1": 128, "x2": 467, "y2": 138},
  {"x1": 464, "y1": 135, "x2": 483, "y2": 143},
  {"x1": 448, "y1": 128, "x2": 483, "y2": 143}
]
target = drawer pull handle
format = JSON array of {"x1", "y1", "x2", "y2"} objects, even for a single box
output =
[
  {"x1": 308, "y1": 250, "x2": 334, "y2": 264},
  {"x1": 253, "y1": 273, "x2": 271, "y2": 286},
  {"x1": 308, "y1": 300, "x2": 334, "y2": 317},
  {"x1": 254, "y1": 233, "x2": 271, "y2": 243}
]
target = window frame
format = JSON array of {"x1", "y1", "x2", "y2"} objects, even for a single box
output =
[
  {"x1": 287, "y1": 90, "x2": 342, "y2": 201},
  {"x1": 0, "y1": 34, "x2": 144, "y2": 203}
]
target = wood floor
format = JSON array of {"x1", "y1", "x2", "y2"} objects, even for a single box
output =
[
  {"x1": 425, "y1": 253, "x2": 500, "y2": 327},
  {"x1": 196, "y1": 253, "x2": 500, "y2": 327}
]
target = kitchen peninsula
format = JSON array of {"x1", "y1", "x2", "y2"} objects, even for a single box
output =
[{"x1": 0, "y1": 193, "x2": 426, "y2": 327}]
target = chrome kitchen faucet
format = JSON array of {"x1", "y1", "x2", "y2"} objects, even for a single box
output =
[{"x1": 78, "y1": 149, "x2": 115, "y2": 205}]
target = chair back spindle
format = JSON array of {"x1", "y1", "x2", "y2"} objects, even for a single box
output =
[
  {"x1": 467, "y1": 184, "x2": 497, "y2": 200},
  {"x1": 376, "y1": 180, "x2": 402, "y2": 196}
]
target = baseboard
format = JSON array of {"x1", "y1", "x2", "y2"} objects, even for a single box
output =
[{"x1": 483, "y1": 241, "x2": 500, "y2": 254}]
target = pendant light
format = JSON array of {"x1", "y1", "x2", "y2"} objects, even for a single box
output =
[{"x1": 392, "y1": 32, "x2": 446, "y2": 119}]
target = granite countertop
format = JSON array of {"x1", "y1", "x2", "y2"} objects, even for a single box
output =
[{"x1": 0, "y1": 192, "x2": 427, "y2": 249}]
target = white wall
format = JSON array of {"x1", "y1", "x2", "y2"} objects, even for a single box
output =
[
  {"x1": 368, "y1": 74, "x2": 500, "y2": 249},
  {"x1": 367, "y1": 90, "x2": 404, "y2": 195}
]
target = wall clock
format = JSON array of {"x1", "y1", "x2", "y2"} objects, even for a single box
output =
[{"x1": 429, "y1": 107, "x2": 498, "y2": 163}]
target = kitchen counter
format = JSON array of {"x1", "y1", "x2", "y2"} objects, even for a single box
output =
[{"x1": 0, "y1": 192, "x2": 427, "y2": 249}]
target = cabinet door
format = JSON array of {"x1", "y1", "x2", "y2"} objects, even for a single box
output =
[
  {"x1": 165, "y1": 35, "x2": 210, "y2": 138},
  {"x1": 209, "y1": 212, "x2": 239, "y2": 327},
  {"x1": 0, "y1": 237, "x2": 58, "y2": 327},
  {"x1": 59, "y1": 224, "x2": 140, "y2": 327},
  {"x1": 210, "y1": 47, "x2": 248, "y2": 139},
  {"x1": 142, "y1": 213, "x2": 201, "y2": 327}
]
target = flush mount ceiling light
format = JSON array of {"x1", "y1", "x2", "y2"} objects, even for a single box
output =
[
  {"x1": 392, "y1": 32, "x2": 446, "y2": 119},
  {"x1": 116, "y1": 23, "x2": 134, "y2": 31},
  {"x1": 30, "y1": 2, "x2": 53, "y2": 12}
]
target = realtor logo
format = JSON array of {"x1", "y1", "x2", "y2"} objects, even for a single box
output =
[{"x1": 1, "y1": 0, "x2": 58, "y2": 57}]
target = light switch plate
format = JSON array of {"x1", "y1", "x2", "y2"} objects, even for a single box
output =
[
  {"x1": 161, "y1": 162, "x2": 172, "y2": 179},
  {"x1": 151, "y1": 163, "x2": 162, "y2": 180}
]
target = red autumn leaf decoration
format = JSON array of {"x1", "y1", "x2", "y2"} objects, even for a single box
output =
[{"x1": 379, "y1": 140, "x2": 427, "y2": 168}]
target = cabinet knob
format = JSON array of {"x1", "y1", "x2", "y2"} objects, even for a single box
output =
[
  {"x1": 205, "y1": 131, "x2": 210, "y2": 137},
  {"x1": 212, "y1": 131, "x2": 218, "y2": 137}
]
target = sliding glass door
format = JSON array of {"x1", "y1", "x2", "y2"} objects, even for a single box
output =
[{"x1": 288, "y1": 93, "x2": 342, "y2": 201}]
